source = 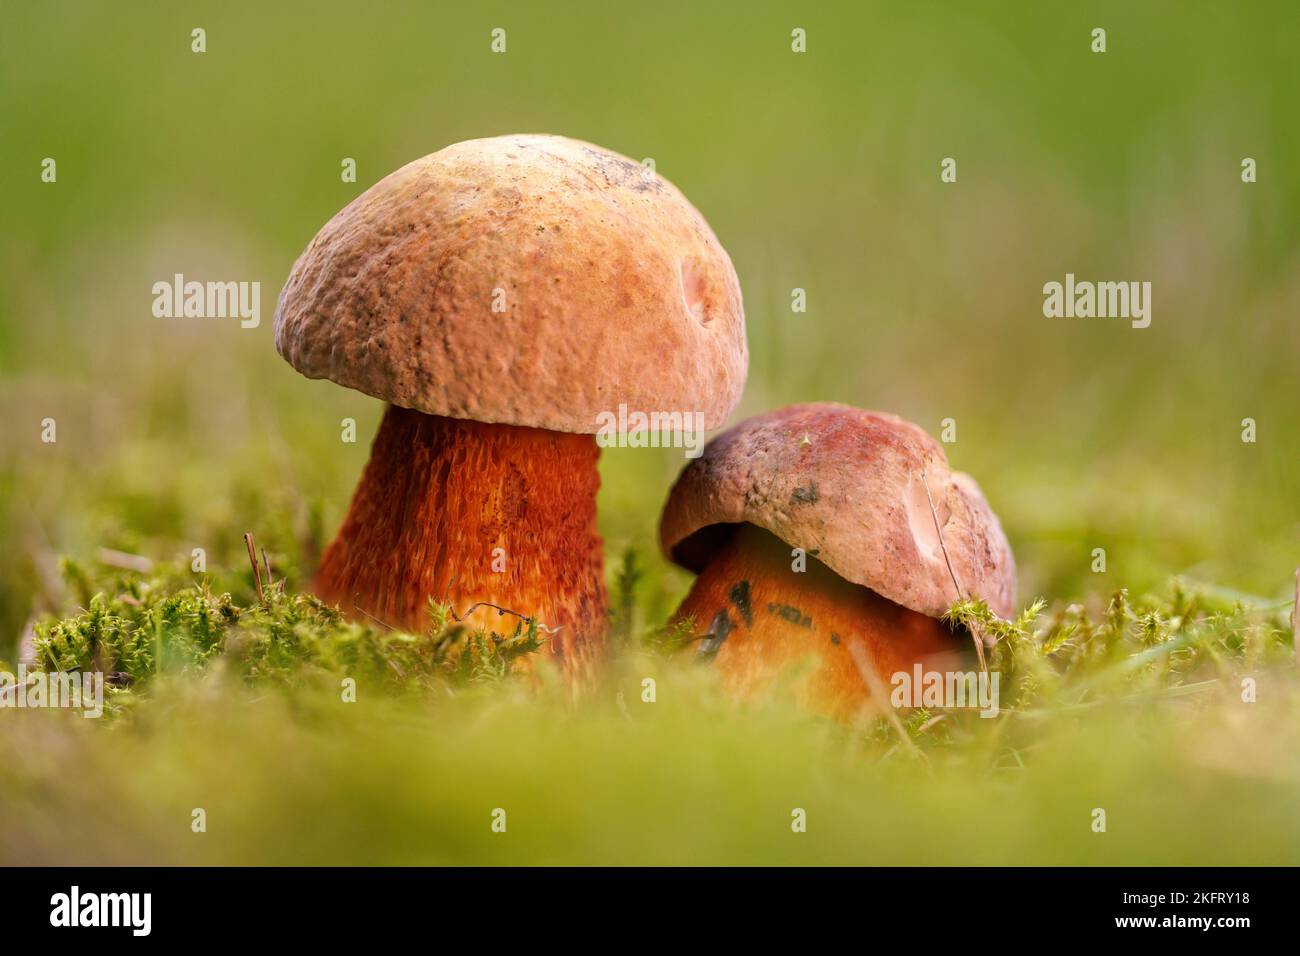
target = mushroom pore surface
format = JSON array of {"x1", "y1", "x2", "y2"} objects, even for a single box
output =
[
  {"x1": 672, "y1": 523, "x2": 965, "y2": 722},
  {"x1": 313, "y1": 405, "x2": 607, "y2": 675}
]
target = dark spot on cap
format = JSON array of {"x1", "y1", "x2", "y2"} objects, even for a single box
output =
[
  {"x1": 727, "y1": 580, "x2": 753, "y2": 626},
  {"x1": 790, "y1": 483, "x2": 819, "y2": 505},
  {"x1": 699, "y1": 609, "x2": 733, "y2": 661},
  {"x1": 767, "y1": 603, "x2": 812, "y2": 628}
]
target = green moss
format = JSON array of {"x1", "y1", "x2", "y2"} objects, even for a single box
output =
[
  {"x1": 27, "y1": 558, "x2": 546, "y2": 713},
  {"x1": 946, "y1": 585, "x2": 1292, "y2": 720},
  {"x1": 4, "y1": 549, "x2": 1299, "y2": 864}
]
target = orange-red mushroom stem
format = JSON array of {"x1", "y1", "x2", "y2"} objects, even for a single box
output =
[
  {"x1": 672, "y1": 523, "x2": 965, "y2": 722},
  {"x1": 313, "y1": 405, "x2": 607, "y2": 675}
]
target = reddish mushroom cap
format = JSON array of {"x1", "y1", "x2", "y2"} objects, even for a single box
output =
[
  {"x1": 659, "y1": 402, "x2": 1017, "y2": 619},
  {"x1": 274, "y1": 134, "x2": 747, "y2": 433}
]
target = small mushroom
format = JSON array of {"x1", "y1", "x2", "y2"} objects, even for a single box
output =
[
  {"x1": 658, "y1": 403, "x2": 1015, "y2": 720},
  {"x1": 275, "y1": 135, "x2": 746, "y2": 677}
]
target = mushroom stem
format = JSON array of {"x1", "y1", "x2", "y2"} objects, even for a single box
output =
[
  {"x1": 672, "y1": 524, "x2": 963, "y2": 721},
  {"x1": 313, "y1": 405, "x2": 607, "y2": 674}
]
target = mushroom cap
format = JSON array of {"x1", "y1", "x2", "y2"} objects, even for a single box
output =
[
  {"x1": 274, "y1": 134, "x2": 747, "y2": 433},
  {"x1": 659, "y1": 403, "x2": 1017, "y2": 619}
]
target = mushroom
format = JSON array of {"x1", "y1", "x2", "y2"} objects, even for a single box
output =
[
  {"x1": 658, "y1": 403, "x2": 1015, "y2": 720},
  {"x1": 275, "y1": 134, "x2": 746, "y2": 677}
]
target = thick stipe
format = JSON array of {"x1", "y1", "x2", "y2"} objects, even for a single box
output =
[{"x1": 313, "y1": 406, "x2": 607, "y2": 676}]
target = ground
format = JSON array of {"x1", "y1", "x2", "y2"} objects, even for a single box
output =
[{"x1": 2, "y1": 0, "x2": 1298, "y2": 865}]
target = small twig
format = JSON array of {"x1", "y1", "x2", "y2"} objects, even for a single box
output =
[
  {"x1": 261, "y1": 546, "x2": 273, "y2": 590},
  {"x1": 921, "y1": 470, "x2": 986, "y2": 674},
  {"x1": 914, "y1": 713, "x2": 948, "y2": 736},
  {"x1": 353, "y1": 598, "x2": 560, "y2": 638},
  {"x1": 244, "y1": 533, "x2": 264, "y2": 602},
  {"x1": 96, "y1": 547, "x2": 154, "y2": 573},
  {"x1": 847, "y1": 641, "x2": 924, "y2": 762},
  {"x1": 437, "y1": 570, "x2": 560, "y2": 635},
  {"x1": 24, "y1": 522, "x2": 67, "y2": 612},
  {"x1": 921, "y1": 471, "x2": 964, "y2": 602},
  {"x1": 449, "y1": 601, "x2": 564, "y2": 635},
  {"x1": 353, "y1": 604, "x2": 395, "y2": 631},
  {"x1": 17, "y1": 614, "x2": 38, "y2": 666},
  {"x1": 1009, "y1": 679, "x2": 1222, "y2": 718}
]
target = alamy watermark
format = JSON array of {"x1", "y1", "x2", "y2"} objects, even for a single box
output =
[
  {"x1": 152, "y1": 273, "x2": 260, "y2": 328},
  {"x1": 594, "y1": 403, "x2": 706, "y2": 458},
  {"x1": 890, "y1": 664, "x2": 1000, "y2": 718},
  {"x1": 50, "y1": 886, "x2": 151, "y2": 936},
  {"x1": 0, "y1": 665, "x2": 104, "y2": 718},
  {"x1": 1043, "y1": 273, "x2": 1151, "y2": 329}
]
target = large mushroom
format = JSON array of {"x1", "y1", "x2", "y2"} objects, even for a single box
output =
[
  {"x1": 659, "y1": 403, "x2": 1015, "y2": 720},
  {"x1": 275, "y1": 134, "x2": 747, "y2": 676}
]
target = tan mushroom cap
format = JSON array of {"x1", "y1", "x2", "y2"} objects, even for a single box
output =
[
  {"x1": 659, "y1": 403, "x2": 1016, "y2": 619},
  {"x1": 274, "y1": 134, "x2": 747, "y2": 433}
]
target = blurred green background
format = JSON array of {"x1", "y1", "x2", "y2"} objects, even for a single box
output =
[
  {"x1": 1, "y1": 2, "x2": 1298, "y2": 865},
  {"x1": 4, "y1": 1, "x2": 1299, "y2": 647}
]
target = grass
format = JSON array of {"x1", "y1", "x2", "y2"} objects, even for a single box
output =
[
  {"x1": 2, "y1": 0, "x2": 1299, "y2": 865},
  {"x1": 2, "y1": 543, "x2": 1297, "y2": 865}
]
